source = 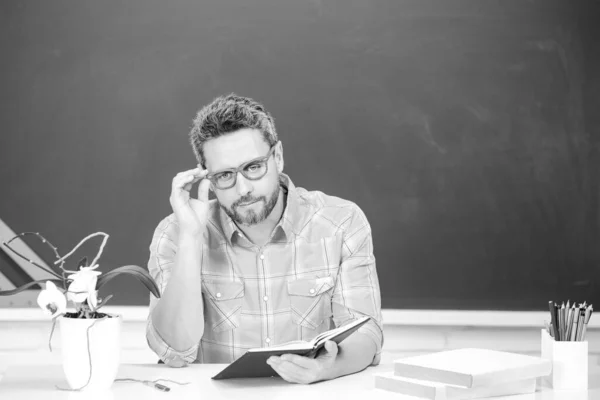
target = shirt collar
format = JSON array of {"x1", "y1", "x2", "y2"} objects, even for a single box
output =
[{"x1": 217, "y1": 173, "x2": 300, "y2": 246}]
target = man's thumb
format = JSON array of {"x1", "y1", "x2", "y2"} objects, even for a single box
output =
[
  {"x1": 197, "y1": 178, "x2": 212, "y2": 202},
  {"x1": 324, "y1": 340, "x2": 338, "y2": 356}
]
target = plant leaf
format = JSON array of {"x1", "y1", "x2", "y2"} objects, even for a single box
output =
[
  {"x1": 0, "y1": 279, "x2": 65, "y2": 296},
  {"x1": 96, "y1": 265, "x2": 161, "y2": 298},
  {"x1": 94, "y1": 294, "x2": 114, "y2": 312}
]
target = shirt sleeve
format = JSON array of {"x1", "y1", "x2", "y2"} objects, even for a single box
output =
[
  {"x1": 146, "y1": 215, "x2": 199, "y2": 367},
  {"x1": 331, "y1": 203, "x2": 384, "y2": 366}
]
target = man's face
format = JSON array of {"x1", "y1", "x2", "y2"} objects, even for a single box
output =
[{"x1": 203, "y1": 128, "x2": 282, "y2": 226}]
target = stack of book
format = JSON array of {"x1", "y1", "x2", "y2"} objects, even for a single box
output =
[{"x1": 374, "y1": 348, "x2": 552, "y2": 400}]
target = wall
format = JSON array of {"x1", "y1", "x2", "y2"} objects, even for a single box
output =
[{"x1": 2, "y1": 0, "x2": 600, "y2": 310}]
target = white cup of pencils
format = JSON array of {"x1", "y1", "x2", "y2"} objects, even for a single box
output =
[
  {"x1": 541, "y1": 300, "x2": 593, "y2": 390},
  {"x1": 546, "y1": 301, "x2": 593, "y2": 342}
]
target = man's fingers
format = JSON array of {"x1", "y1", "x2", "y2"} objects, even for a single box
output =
[
  {"x1": 279, "y1": 354, "x2": 317, "y2": 369},
  {"x1": 197, "y1": 178, "x2": 211, "y2": 202},
  {"x1": 274, "y1": 369, "x2": 297, "y2": 384},
  {"x1": 172, "y1": 168, "x2": 207, "y2": 192},
  {"x1": 271, "y1": 361, "x2": 304, "y2": 384}
]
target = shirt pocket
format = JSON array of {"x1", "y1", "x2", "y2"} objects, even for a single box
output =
[
  {"x1": 202, "y1": 278, "x2": 245, "y2": 332},
  {"x1": 287, "y1": 275, "x2": 335, "y2": 330}
]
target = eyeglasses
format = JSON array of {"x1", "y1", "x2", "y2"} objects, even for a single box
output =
[{"x1": 206, "y1": 143, "x2": 278, "y2": 190}]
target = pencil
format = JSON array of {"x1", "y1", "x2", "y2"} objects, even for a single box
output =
[
  {"x1": 565, "y1": 303, "x2": 575, "y2": 340},
  {"x1": 549, "y1": 301, "x2": 560, "y2": 340},
  {"x1": 576, "y1": 308, "x2": 586, "y2": 341},
  {"x1": 560, "y1": 303, "x2": 566, "y2": 340},
  {"x1": 570, "y1": 306, "x2": 580, "y2": 341}
]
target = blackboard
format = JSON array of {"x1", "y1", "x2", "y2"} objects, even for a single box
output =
[{"x1": 1, "y1": 0, "x2": 599, "y2": 310}]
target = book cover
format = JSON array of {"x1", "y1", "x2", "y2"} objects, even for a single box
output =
[
  {"x1": 374, "y1": 372, "x2": 537, "y2": 400},
  {"x1": 211, "y1": 316, "x2": 370, "y2": 380},
  {"x1": 393, "y1": 348, "x2": 552, "y2": 388}
]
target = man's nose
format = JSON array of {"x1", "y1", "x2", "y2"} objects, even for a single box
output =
[{"x1": 235, "y1": 171, "x2": 253, "y2": 196}]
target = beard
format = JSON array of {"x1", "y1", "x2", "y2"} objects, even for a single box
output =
[{"x1": 221, "y1": 183, "x2": 281, "y2": 226}]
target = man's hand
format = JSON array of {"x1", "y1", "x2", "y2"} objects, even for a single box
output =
[
  {"x1": 266, "y1": 340, "x2": 338, "y2": 384},
  {"x1": 169, "y1": 166, "x2": 212, "y2": 236}
]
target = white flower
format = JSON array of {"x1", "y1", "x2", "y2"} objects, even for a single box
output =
[
  {"x1": 67, "y1": 264, "x2": 101, "y2": 306},
  {"x1": 37, "y1": 281, "x2": 67, "y2": 318},
  {"x1": 87, "y1": 289, "x2": 99, "y2": 310}
]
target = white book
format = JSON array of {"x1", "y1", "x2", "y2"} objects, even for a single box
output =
[
  {"x1": 374, "y1": 372, "x2": 537, "y2": 400},
  {"x1": 393, "y1": 348, "x2": 552, "y2": 388}
]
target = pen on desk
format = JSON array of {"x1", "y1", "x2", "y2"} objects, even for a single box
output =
[
  {"x1": 565, "y1": 303, "x2": 575, "y2": 341},
  {"x1": 570, "y1": 306, "x2": 580, "y2": 341},
  {"x1": 564, "y1": 303, "x2": 569, "y2": 337},
  {"x1": 560, "y1": 302, "x2": 566, "y2": 340},
  {"x1": 555, "y1": 302, "x2": 562, "y2": 340},
  {"x1": 556, "y1": 303, "x2": 562, "y2": 341},
  {"x1": 549, "y1": 301, "x2": 560, "y2": 340},
  {"x1": 566, "y1": 301, "x2": 571, "y2": 331},
  {"x1": 568, "y1": 302, "x2": 577, "y2": 340}
]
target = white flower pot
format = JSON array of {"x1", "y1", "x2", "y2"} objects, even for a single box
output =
[{"x1": 59, "y1": 314, "x2": 122, "y2": 390}]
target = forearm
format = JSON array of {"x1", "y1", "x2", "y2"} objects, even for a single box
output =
[
  {"x1": 151, "y1": 233, "x2": 204, "y2": 352},
  {"x1": 327, "y1": 332, "x2": 377, "y2": 380}
]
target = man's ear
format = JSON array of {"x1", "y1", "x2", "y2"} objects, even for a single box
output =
[{"x1": 275, "y1": 141, "x2": 284, "y2": 173}]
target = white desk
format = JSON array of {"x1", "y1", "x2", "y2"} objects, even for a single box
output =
[{"x1": 0, "y1": 363, "x2": 598, "y2": 400}]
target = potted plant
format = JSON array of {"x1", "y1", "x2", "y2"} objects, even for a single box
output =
[{"x1": 0, "y1": 231, "x2": 161, "y2": 391}]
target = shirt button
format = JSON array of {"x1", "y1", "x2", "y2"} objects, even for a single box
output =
[
  {"x1": 216, "y1": 292, "x2": 222, "y2": 298},
  {"x1": 265, "y1": 337, "x2": 271, "y2": 343},
  {"x1": 309, "y1": 288, "x2": 316, "y2": 294},
  {"x1": 263, "y1": 296, "x2": 269, "y2": 302},
  {"x1": 260, "y1": 254, "x2": 265, "y2": 260}
]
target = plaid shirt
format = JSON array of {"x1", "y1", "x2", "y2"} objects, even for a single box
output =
[{"x1": 146, "y1": 174, "x2": 383, "y2": 366}]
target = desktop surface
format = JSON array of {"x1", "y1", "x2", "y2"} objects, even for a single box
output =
[{"x1": 0, "y1": 362, "x2": 598, "y2": 400}]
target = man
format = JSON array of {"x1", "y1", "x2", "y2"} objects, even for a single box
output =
[{"x1": 146, "y1": 93, "x2": 383, "y2": 384}]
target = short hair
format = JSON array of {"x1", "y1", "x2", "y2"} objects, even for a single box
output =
[{"x1": 189, "y1": 93, "x2": 278, "y2": 167}]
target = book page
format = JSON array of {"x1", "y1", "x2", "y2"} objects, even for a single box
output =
[
  {"x1": 313, "y1": 316, "x2": 370, "y2": 347},
  {"x1": 246, "y1": 316, "x2": 370, "y2": 353},
  {"x1": 248, "y1": 340, "x2": 313, "y2": 352}
]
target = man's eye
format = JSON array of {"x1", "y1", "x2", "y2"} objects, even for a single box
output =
[
  {"x1": 216, "y1": 172, "x2": 233, "y2": 181},
  {"x1": 245, "y1": 163, "x2": 262, "y2": 172}
]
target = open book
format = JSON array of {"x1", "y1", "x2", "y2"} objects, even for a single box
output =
[{"x1": 211, "y1": 316, "x2": 371, "y2": 379}]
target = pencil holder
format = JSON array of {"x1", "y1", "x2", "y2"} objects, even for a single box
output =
[{"x1": 541, "y1": 329, "x2": 588, "y2": 390}]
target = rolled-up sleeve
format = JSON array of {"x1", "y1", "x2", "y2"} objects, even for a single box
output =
[
  {"x1": 331, "y1": 204, "x2": 384, "y2": 365},
  {"x1": 146, "y1": 215, "x2": 199, "y2": 367}
]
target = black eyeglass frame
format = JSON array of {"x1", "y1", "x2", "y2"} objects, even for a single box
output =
[{"x1": 206, "y1": 142, "x2": 279, "y2": 190}]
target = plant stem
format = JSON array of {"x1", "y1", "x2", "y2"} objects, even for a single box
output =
[
  {"x1": 54, "y1": 232, "x2": 109, "y2": 269},
  {"x1": 2, "y1": 241, "x2": 63, "y2": 280}
]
